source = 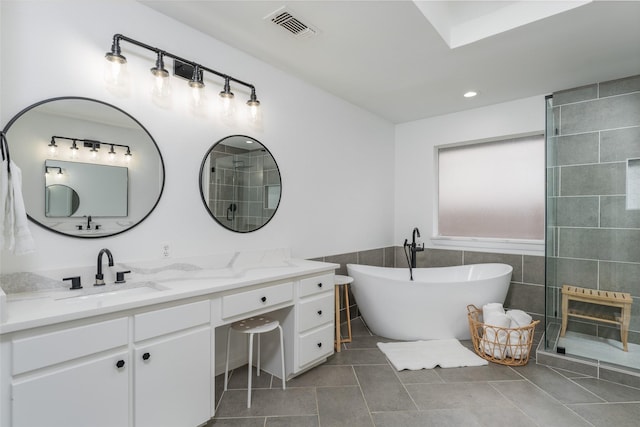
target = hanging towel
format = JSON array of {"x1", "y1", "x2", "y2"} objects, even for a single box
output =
[{"x1": 1, "y1": 132, "x2": 35, "y2": 255}]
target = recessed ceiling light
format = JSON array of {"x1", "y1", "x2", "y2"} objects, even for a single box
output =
[{"x1": 463, "y1": 91, "x2": 478, "y2": 98}]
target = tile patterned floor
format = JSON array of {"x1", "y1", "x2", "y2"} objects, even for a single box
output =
[{"x1": 207, "y1": 318, "x2": 640, "y2": 427}]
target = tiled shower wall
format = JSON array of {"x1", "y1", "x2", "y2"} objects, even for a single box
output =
[
  {"x1": 311, "y1": 247, "x2": 545, "y2": 331},
  {"x1": 547, "y1": 74, "x2": 640, "y2": 345}
]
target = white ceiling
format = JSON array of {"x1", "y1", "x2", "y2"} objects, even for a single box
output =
[{"x1": 141, "y1": 1, "x2": 640, "y2": 124}]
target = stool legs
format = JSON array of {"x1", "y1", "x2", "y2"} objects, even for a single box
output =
[
  {"x1": 278, "y1": 325, "x2": 286, "y2": 390},
  {"x1": 224, "y1": 326, "x2": 232, "y2": 391},
  {"x1": 247, "y1": 332, "x2": 254, "y2": 408},
  {"x1": 335, "y1": 284, "x2": 353, "y2": 352},
  {"x1": 223, "y1": 323, "x2": 287, "y2": 409}
]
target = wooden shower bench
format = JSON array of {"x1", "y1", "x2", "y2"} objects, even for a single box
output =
[{"x1": 560, "y1": 285, "x2": 633, "y2": 351}]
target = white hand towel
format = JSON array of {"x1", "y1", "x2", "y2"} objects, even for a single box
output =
[
  {"x1": 8, "y1": 161, "x2": 35, "y2": 255},
  {"x1": 482, "y1": 303, "x2": 505, "y2": 320},
  {"x1": 506, "y1": 318, "x2": 530, "y2": 359},
  {"x1": 506, "y1": 309, "x2": 532, "y2": 327},
  {"x1": 481, "y1": 313, "x2": 511, "y2": 359},
  {"x1": 1, "y1": 157, "x2": 35, "y2": 255}
]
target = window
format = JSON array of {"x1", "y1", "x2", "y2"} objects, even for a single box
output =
[{"x1": 437, "y1": 134, "x2": 544, "y2": 241}]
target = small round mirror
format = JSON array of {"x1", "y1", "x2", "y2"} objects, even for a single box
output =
[{"x1": 199, "y1": 135, "x2": 281, "y2": 233}]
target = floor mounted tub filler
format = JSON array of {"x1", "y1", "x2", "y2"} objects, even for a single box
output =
[{"x1": 346, "y1": 263, "x2": 512, "y2": 340}]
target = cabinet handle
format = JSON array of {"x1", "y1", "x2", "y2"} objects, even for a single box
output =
[
  {"x1": 317, "y1": 282, "x2": 323, "y2": 288},
  {"x1": 261, "y1": 296, "x2": 267, "y2": 303},
  {"x1": 317, "y1": 342, "x2": 322, "y2": 348},
  {"x1": 142, "y1": 352, "x2": 151, "y2": 361},
  {"x1": 317, "y1": 310, "x2": 323, "y2": 315},
  {"x1": 116, "y1": 360, "x2": 125, "y2": 369}
]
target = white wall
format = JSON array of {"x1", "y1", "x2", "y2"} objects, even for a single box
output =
[
  {"x1": 0, "y1": 1, "x2": 395, "y2": 274},
  {"x1": 394, "y1": 95, "x2": 546, "y2": 250}
]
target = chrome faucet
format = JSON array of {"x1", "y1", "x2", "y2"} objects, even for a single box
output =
[{"x1": 95, "y1": 248, "x2": 114, "y2": 286}]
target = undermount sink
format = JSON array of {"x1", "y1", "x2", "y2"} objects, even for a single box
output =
[{"x1": 55, "y1": 283, "x2": 166, "y2": 303}]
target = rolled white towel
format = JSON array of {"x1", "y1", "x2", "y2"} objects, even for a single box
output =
[
  {"x1": 482, "y1": 313, "x2": 511, "y2": 359},
  {"x1": 506, "y1": 318, "x2": 530, "y2": 359},
  {"x1": 482, "y1": 303, "x2": 505, "y2": 321},
  {"x1": 506, "y1": 309, "x2": 532, "y2": 327}
]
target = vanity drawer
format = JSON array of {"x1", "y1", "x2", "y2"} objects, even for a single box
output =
[
  {"x1": 297, "y1": 293, "x2": 334, "y2": 333},
  {"x1": 298, "y1": 274, "x2": 334, "y2": 298},
  {"x1": 297, "y1": 323, "x2": 334, "y2": 368},
  {"x1": 222, "y1": 282, "x2": 294, "y2": 319},
  {"x1": 12, "y1": 317, "x2": 128, "y2": 375},
  {"x1": 135, "y1": 300, "x2": 210, "y2": 342}
]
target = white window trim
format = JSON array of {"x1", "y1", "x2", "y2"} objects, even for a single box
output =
[{"x1": 433, "y1": 131, "x2": 545, "y2": 256}]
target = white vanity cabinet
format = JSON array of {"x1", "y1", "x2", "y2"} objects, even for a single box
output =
[
  {"x1": 9, "y1": 318, "x2": 130, "y2": 427},
  {"x1": 5, "y1": 301, "x2": 211, "y2": 427},
  {"x1": 133, "y1": 300, "x2": 211, "y2": 427},
  {"x1": 295, "y1": 274, "x2": 335, "y2": 370}
]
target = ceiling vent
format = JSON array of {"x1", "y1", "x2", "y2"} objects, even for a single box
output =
[{"x1": 264, "y1": 6, "x2": 318, "y2": 39}]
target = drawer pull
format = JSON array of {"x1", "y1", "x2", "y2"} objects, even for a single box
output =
[
  {"x1": 317, "y1": 282, "x2": 323, "y2": 288},
  {"x1": 142, "y1": 352, "x2": 151, "y2": 361},
  {"x1": 317, "y1": 310, "x2": 323, "y2": 315},
  {"x1": 115, "y1": 360, "x2": 125, "y2": 369},
  {"x1": 261, "y1": 296, "x2": 267, "y2": 303},
  {"x1": 317, "y1": 342, "x2": 322, "y2": 348}
]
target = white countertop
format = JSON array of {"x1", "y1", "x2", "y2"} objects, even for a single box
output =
[{"x1": 0, "y1": 256, "x2": 338, "y2": 334}]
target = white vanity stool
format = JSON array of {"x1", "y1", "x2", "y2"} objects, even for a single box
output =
[{"x1": 223, "y1": 315, "x2": 286, "y2": 408}]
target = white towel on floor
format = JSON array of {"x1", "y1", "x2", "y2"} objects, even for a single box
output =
[{"x1": 377, "y1": 339, "x2": 488, "y2": 370}]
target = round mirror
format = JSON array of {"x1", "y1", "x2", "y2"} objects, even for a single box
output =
[
  {"x1": 3, "y1": 97, "x2": 165, "y2": 238},
  {"x1": 45, "y1": 184, "x2": 80, "y2": 217},
  {"x1": 199, "y1": 135, "x2": 281, "y2": 233}
]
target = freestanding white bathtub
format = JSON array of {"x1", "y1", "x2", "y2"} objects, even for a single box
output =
[{"x1": 346, "y1": 263, "x2": 512, "y2": 340}]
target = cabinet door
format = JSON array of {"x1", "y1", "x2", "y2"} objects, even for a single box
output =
[
  {"x1": 134, "y1": 327, "x2": 211, "y2": 427},
  {"x1": 12, "y1": 351, "x2": 129, "y2": 427}
]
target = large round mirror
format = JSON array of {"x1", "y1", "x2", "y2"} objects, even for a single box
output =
[
  {"x1": 199, "y1": 135, "x2": 281, "y2": 233},
  {"x1": 3, "y1": 97, "x2": 165, "y2": 238}
]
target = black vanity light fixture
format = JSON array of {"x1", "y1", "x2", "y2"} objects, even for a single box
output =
[
  {"x1": 48, "y1": 136, "x2": 132, "y2": 163},
  {"x1": 105, "y1": 34, "x2": 261, "y2": 120}
]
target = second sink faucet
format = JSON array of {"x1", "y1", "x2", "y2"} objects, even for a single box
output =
[{"x1": 95, "y1": 248, "x2": 114, "y2": 286}]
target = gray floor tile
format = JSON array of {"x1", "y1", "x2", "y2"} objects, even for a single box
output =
[
  {"x1": 225, "y1": 366, "x2": 273, "y2": 390},
  {"x1": 372, "y1": 409, "x2": 481, "y2": 427},
  {"x1": 350, "y1": 317, "x2": 372, "y2": 337},
  {"x1": 215, "y1": 387, "x2": 317, "y2": 417},
  {"x1": 515, "y1": 363, "x2": 603, "y2": 404},
  {"x1": 396, "y1": 368, "x2": 444, "y2": 384},
  {"x1": 206, "y1": 418, "x2": 265, "y2": 427},
  {"x1": 567, "y1": 402, "x2": 640, "y2": 427},
  {"x1": 572, "y1": 377, "x2": 640, "y2": 402},
  {"x1": 316, "y1": 386, "x2": 374, "y2": 427},
  {"x1": 435, "y1": 364, "x2": 522, "y2": 382},
  {"x1": 265, "y1": 415, "x2": 319, "y2": 427},
  {"x1": 354, "y1": 365, "x2": 417, "y2": 411},
  {"x1": 469, "y1": 405, "x2": 538, "y2": 427},
  {"x1": 286, "y1": 365, "x2": 357, "y2": 387},
  {"x1": 325, "y1": 348, "x2": 389, "y2": 365},
  {"x1": 493, "y1": 380, "x2": 592, "y2": 426},
  {"x1": 345, "y1": 335, "x2": 388, "y2": 349},
  {"x1": 405, "y1": 382, "x2": 511, "y2": 411}
]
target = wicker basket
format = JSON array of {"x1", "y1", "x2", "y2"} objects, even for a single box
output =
[{"x1": 467, "y1": 304, "x2": 539, "y2": 366}]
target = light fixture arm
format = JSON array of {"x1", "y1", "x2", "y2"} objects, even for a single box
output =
[
  {"x1": 109, "y1": 34, "x2": 258, "y2": 96},
  {"x1": 51, "y1": 136, "x2": 131, "y2": 155}
]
